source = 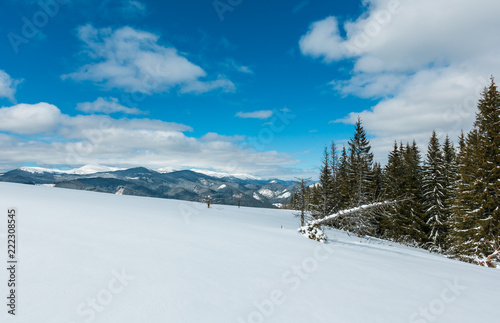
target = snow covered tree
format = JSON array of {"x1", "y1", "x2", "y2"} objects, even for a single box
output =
[
  {"x1": 422, "y1": 131, "x2": 448, "y2": 251},
  {"x1": 347, "y1": 117, "x2": 375, "y2": 207},
  {"x1": 451, "y1": 78, "x2": 500, "y2": 264},
  {"x1": 310, "y1": 148, "x2": 336, "y2": 220},
  {"x1": 380, "y1": 141, "x2": 426, "y2": 245},
  {"x1": 372, "y1": 161, "x2": 382, "y2": 200},
  {"x1": 330, "y1": 141, "x2": 341, "y2": 212},
  {"x1": 336, "y1": 146, "x2": 351, "y2": 210},
  {"x1": 441, "y1": 135, "x2": 458, "y2": 249},
  {"x1": 379, "y1": 142, "x2": 405, "y2": 239},
  {"x1": 294, "y1": 178, "x2": 312, "y2": 226},
  {"x1": 401, "y1": 141, "x2": 427, "y2": 245},
  {"x1": 340, "y1": 118, "x2": 377, "y2": 236}
]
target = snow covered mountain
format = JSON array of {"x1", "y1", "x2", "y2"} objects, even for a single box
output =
[
  {"x1": 0, "y1": 182, "x2": 498, "y2": 322},
  {"x1": 19, "y1": 165, "x2": 125, "y2": 175},
  {"x1": 0, "y1": 166, "x2": 298, "y2": 208}
]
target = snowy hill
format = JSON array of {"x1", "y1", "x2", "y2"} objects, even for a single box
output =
[{"x1": 0, "y1": 182, "x2": 498, "y2": 323}]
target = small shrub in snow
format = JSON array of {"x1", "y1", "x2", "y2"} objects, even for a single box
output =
[{"x1": 298, "y1": 224, "x2": 326, "y2": 242}]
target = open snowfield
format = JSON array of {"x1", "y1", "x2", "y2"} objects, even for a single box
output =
[{"x1": 0, "y1": 182, "x2": 498, "y2": 323}]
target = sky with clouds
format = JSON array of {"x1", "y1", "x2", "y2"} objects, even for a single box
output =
[{"x1": 0, "y1": 0, "x2": 497, "y2": 179}]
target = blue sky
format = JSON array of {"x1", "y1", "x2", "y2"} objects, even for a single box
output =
[{"x1": 0, "y1": 0, "x2": 498, "y2": 178}]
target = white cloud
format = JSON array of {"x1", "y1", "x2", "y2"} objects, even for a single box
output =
[
  {"x1": 300, "y1": 0, "x2": 500, "y2": 160},
  {"x1": 299, "y1": 17, "x2": 346, "y2": 62},
  {"x1": 236, "y1": 110, "x2": 273, "y2": 119},
  {"x1": 77, "y1": 97, "x2": 144, "y2": 115},
  {"x1": 224, "y1": 59, "x2": 254, "y2": 74},
  {"x1": 201, "y1": 132, "x2": 245, "y2": 142},
  {"x1": 0, "y1": 102, "x2": 297, "y2": 178},
  {"x1": 0, "y1": 70, "x2": 22, "y2": 102},
  {"x1": 62, "y1": 25, "x2": 234, "y2": 94},
  {"x1": 120, "y1": 0, "x2": 147, "y2": 16},
  {"x1": 0, "y1": 103, "x2": 62, "y2": 134}
]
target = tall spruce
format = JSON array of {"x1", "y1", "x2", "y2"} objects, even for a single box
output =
[
  {"x1": 294, "y1": 178, "x2": 312, "y2": 226},
  {"x1": 381, "y1": 141, "x2": 426, "y2": 245},
  {"x1": 342, "y1": 117, "x2": 376, "y2": 236},
  {"x1": 441, "y1": 135, "x2": 458, "y2": 250},
  {"x1": 347, "y1": 117, "x2": 375, "y2": 207},
  {"x1": 452, "y1": 78, "x2": 500, "y2": 263},
  {"x1": 380, "y1": 142, "x2": 404, "y2": 239},
  {"x1": 422, "y1": 131, "x2": 447, "y2": 250},
  {"x1": 310, "y1": 147, "x2": 336, "y2": 219}
]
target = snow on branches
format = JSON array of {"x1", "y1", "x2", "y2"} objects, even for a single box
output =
[{"x1": 298, "y1": 200, "x2": 400, "y2": 242}]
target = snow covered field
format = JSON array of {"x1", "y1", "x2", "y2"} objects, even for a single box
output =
[{"x1": 0, "y1": 182, "x2": 498, "y2": 323}]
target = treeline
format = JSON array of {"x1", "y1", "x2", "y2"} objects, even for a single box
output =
[{"x1": 287, "y1": 78, "x2": 500, "y2": 266}]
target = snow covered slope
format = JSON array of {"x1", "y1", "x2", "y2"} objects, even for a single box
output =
[
  {"x1": 19, "y1": 164, "x2": 124, "y2": 175},
  {"x1": 0, "y1": 182, "x2": 498, "y2": 323}
]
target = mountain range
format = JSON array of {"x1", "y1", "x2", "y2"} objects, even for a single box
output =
[{"x1": 0, "y1": 166, "x2": 298, "y2": 208}]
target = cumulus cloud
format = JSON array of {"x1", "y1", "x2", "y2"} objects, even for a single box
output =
[
  {"x1": 62, "y1": 25, "x2": 234, "y2": 94},
  {"x1": 299, "y1": 16, "x2": 347, "y2": 62},
  {"x1": 0, "y1": 70, "x2": 22, "y2": 102},
  {"x1": 300, "y1": 0, "x2": 500, "y2": 159},
  {"x1": 77, "y1": 97, "x2": 144, "y2": 115},
  {"x1": 236, "y1": 110, "x2": 273, "y2": 119},
  {"x1": 0, "y1": 103, "x2": 62, "y2": 134},
  {"x1": 0, "y1": 102, "x2": 297, "y2": 177}
]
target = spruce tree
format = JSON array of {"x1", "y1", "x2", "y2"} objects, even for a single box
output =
[
  {"x1": 336, "y1": 146, "x2": 350, "y2": 210},
  {"x1": 381, "y1": 141, "x2": 426, "y2": 245},
  {"x1": 310, "y1": 147, "x2": 335, "y2": 219},
  {"x1": 330, "y1": 141, "x2": 341, "y2": 213},
  {"x1": 380, "y1": 142, "x2": 404, "y2": 240},
  {"x1": 401, "y1": 141, "x2": 427, "y2": 245},
  {"x1": 347, "y1": 117, "x2": 375, "y2": 207},
  {"x1": 422, "y1": 131, "x2": 447, "y2": 251},
  {"x1": 441, "y1": 135, "x2": 458, "y2": 250},
  {"x1": 293, "y1": 178, "x2": 312, "y2": 225},
  {"x1": 452, "y1": 78, "x2": 500, "y2": 263},
  {"x1": 343, "y1": 117, "x2": 376, "y2": 236}
]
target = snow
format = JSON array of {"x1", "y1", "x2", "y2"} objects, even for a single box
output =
[
  {"x1": 190, "y1": 169, "x2": 262, "y2": 180},
  {"x1": 115, "y1": 187, "x2": 125, "y2": 195},
  {"x1": 19, "y1": 164, "x2": 124, "y2": 175},
  {"x1": 277, "y1": 191, "x2": 291, "y2": 199},
  {"x1": 156, "y1": 167, "x2": 176, "y2": 173},
  {"x1": 0, "y1": 182, "x2": 499, "y2": 323},
  {"x1": 309, "y1": 201, "x2": 397, "y2": 226},
  {"x1": 253, "y1": 192, "x2": 262, "y2": 201},
  {"x1": 258, "y1": 188, "x2": 275, "y2": 198},
  {"x1": 19, "y1": 166, "x2": 62, "y2": 174},
  {"x1": 217, "y1": 184, "x2": 227, "y2": 190}
]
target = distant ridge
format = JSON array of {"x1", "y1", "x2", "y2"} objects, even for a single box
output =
[{"x1": 0, "y1": 165, "x2": 298, "y2": 208}]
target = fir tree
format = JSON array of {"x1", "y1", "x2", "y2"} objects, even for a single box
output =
[
  {"x1": 379, "y1": 142, "x2": 403, "y2": 239},
  {"x1": 294, "y1": 178, "x2": 312, "y2": 226},
  {"x1": 380, "y1": 141, "x2": 426, "y2": 245},
  {"x1": 347, "y1": 117, "x2": 375, "y2": 207},
  {"x1": 401, "y1": 141, "x2": 427, "y2": 245},
  {"x1": 452, "y1": 78, "x2": 500, "y2": 263},
  {"x1": 441, "y1": 135, "x2": 458, "y2": 249},
  {"x1": 336, "y1": 146, "x2": 350, "y2": 211},
  {"x1": 342, "y1": 117, "x2": 376, "y2": 236},
  {"x1": 310, "y1": 147, "x2": 336, "y2": 219},
  {"x1": 422, "y1": 131, "x2": 447, "y2": 251}
]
